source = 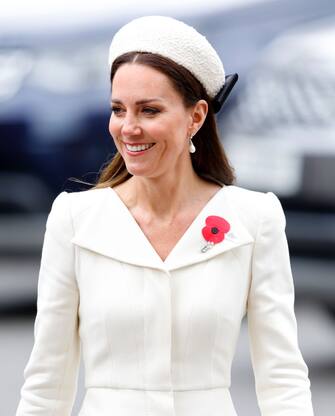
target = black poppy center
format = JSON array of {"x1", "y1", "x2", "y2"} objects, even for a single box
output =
[{"x1": 211, "y1": 226, "x2": 220, "y2": 234}]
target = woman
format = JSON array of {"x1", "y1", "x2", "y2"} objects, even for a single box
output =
[{"x1": 16, "y1": 16, "x2": 314, "y2": 416}]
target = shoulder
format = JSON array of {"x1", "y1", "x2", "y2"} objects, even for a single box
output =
[
  {"x1": 48, "y1": 187, "x2": 112, "y2": 225},
  {"x1": 226, "y1": 184, "x2": 283, "y2": 214},
  {"x1": 67, "y1": 186, "x2": 111, "y2": 215},
  {"x1": 225, "y1": 184, "x2": 286, "y2": 236}
]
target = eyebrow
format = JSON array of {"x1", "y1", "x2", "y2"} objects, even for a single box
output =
[{"x1": 111, "y1": 98, "x2": 164, "y2": 105}]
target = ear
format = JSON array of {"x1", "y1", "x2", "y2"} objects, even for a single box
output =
[{"x1": 188, "y1": 99, "x2": 208, "y2": 134}]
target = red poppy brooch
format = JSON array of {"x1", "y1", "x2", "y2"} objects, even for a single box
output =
[{"x1": 201, "y1": 215, "x2": 231, "y2": 252}]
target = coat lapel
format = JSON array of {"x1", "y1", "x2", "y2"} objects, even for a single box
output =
[
  {"x1": 163, "y1": 186, "x2": 254, "y2": 270},
  {"x1": 71, "y1": 186, "x2": 254, "y2": 272},
  {"x1": 71, "y1": 188, "x2": 164, "y2": 270}
]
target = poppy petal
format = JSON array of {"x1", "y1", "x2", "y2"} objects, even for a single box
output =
[{"x1": 205, "y1": 215, "x2": 230, "y2": 232}]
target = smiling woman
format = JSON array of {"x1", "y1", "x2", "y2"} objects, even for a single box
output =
[{"x1": 16, "y1": 15, "x2": 314, "y2": 416}]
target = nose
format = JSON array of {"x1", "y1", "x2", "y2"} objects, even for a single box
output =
[{"x1": 121, "y1": 113, "x2": 141, "y2": 136}]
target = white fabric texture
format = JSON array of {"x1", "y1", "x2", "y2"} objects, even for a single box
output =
[
  {"x1": 108, "y1": 15, "x2": 225, "y2": 98},
  {"x1": 16, "y1": 185, "x2": 314, "y2": 415}
]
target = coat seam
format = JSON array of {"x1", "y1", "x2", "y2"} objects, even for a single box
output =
[
  {"x1": 246, "y1": 194, "x2": 266, "y2": 310},
  {"x1": 51, "y1": 191, "x2": 79, "y2": 416}
]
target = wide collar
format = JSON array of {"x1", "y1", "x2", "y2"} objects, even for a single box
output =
[{"x1": 71, "y1": 186, "x2": 254, "y2": 272}]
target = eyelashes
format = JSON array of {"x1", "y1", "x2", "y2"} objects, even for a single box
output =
[
  {"x1": 111, "y1": 106, "x2": 160, "y2": 116},
  {"x1": 111, "y1": 106, "x2": 123, "y2": 115}
]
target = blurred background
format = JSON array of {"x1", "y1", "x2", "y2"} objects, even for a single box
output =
[{"x1": 1, "y1": 0, "x2": 334, "y2": 414}]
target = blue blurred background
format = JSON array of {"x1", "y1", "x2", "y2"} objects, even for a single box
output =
[{"x1": 1, "y1": 0, "x2": 334, "y2": 414}]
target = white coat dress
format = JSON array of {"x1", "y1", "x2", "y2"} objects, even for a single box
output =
[{"x1": 16, "y1": 184, "x2": 314, "y2": 416}]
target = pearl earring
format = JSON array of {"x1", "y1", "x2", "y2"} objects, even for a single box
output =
[{"x1": 189, "y1": 134, "x2": 196, "y2": 153}]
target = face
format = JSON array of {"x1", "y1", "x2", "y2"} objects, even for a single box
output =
[{"x1": 109, "y1": 63, "x2": 206, "y2": 178}]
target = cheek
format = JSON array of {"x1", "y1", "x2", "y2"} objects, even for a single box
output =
[
  {"x1": 151, "y1": 115, "x2": 186, "y2": 142},
  {"x1": 109, "y1": 117, "x2": 121, "y2": 142},
  {"x1": 108, "y1": 116, "x2": 116, "y2": 135},
  {"x1": 108, "y1": 119, "x2": 124, "y2": 155}
]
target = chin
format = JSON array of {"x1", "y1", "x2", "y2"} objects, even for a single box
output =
[{"x1": 125, "y1": 164, "x2": 154, "y2": 178}]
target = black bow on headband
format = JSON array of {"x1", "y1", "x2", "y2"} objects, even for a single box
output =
[{"x1": 212, "y1": 73, "x2": 238, "y2": 114}]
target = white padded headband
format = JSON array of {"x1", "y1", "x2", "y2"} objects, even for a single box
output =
[{"x1": 108, "y1": 15, "x2": 225, "y2": 99}]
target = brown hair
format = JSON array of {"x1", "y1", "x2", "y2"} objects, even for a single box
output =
[{"x1": 90, "y1": 52, "x2": 236, "y2": 189}]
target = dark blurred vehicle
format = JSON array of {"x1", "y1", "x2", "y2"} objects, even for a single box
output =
[
  {"x1": 0, "y1": 35, "x2": 115, "y2": 215},
  {"x1": 222, "y1": 17, "x2": 335, "y2": 316},
  {"x1": 1, "y1": 0, "x2": 335, "y2": 306}
]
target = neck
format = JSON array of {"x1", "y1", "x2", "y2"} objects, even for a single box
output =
[{"x1": 126, "y1": 167, "x2": 210, "y2": 220}]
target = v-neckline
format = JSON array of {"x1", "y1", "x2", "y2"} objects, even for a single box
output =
[{"x1": 107, "y1": 185, "x2": 228, "y2": 264}]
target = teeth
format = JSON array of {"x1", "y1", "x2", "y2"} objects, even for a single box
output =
[{"x1": 125, "y1": 143, "x2": 154, "y2": 152}]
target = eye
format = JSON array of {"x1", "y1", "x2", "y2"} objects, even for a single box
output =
[
  {"x1": 142, "y1": 107, "x2": 160, "y2": 115},
  {"x1": 111, "y1": 106, "x2": 124, "y2": 115}
]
